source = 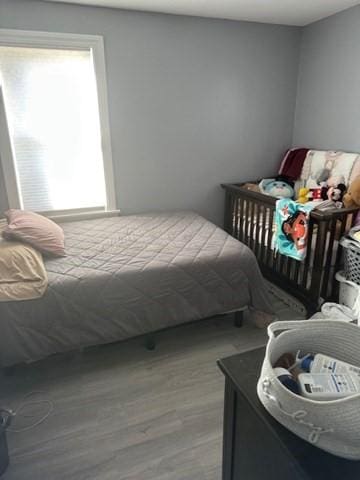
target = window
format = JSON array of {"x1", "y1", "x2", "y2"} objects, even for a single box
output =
[{"x1": 0, "y1": 29, "x2": 116, "y2": 215}]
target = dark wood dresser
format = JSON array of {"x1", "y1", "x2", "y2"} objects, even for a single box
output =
[{"x1": 218, "y1": 347, "x2": 360, "y2": 480}]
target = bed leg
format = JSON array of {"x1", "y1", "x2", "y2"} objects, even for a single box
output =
[
  {"x1": 234, "y1": 311, "x2": 244, "y2": 328},
  {"x1": 144, "y1": 334, "x2": 156, "y2": 351}
]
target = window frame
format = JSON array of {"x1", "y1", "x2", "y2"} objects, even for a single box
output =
[{"x1": 0, "y1": 28, "x2": 117, "y2": 216}]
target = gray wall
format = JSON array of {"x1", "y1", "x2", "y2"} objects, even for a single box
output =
[
  {"x1": 0, "y1": 0, "x2": 301, "y2": 224},
  {"x1": 293, "y1": 5, "x2": 360, "y2": 151}
]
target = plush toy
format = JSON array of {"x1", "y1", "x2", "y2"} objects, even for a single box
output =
[
  {"x1": 343, "y1": 177, "x2": 360, "y2": 226},
  {"x1": 311, "y1": 174, "x2": 346, "y2": 204},
  {"x1": 322, "y1": 175, "x2": 346, "y2": 203},
  {"x1": 297, "y1": 187, "x2": 310, "y2": 204},
  {"x1": 311, "y1": 187, "x2": 323, "y2": 201},
  {"x1": 327, "y1": 183, "x2": 346, "y2": 202},
  {"x1": 242, "y1": 182, "x2": 261, "y2": 193},
  {"x1": 343, "y1": 176, "x2": 360, "y2": 208},
  {"x1": 259, "y1": 176, "x2": 294, "y2": 199}
]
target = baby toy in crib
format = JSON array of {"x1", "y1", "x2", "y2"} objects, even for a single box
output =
[{"x1": 259, "y1": 176, "x2": 294, "y2": 199}]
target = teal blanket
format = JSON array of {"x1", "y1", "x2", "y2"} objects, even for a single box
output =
[{"x1": 274, "y1": 199, "x2": 313, "y2": 261}]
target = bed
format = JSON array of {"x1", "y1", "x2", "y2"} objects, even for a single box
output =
[{"x1": 0, "y1": 211, "x2": 272, "y2": 367}]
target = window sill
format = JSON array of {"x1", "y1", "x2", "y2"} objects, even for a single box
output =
[{"x1": 49, "y1": 209, "x2": 121, "y2": 223}]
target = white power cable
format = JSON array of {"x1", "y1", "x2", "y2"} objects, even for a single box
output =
[{"x1": 5, "y1": 391, "x2": 53, "y2": 433}]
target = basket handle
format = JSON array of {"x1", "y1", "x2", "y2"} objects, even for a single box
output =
[
  {"x1": 340, "y1": 236, "x2": 360, "y2": 250},
  {"x1": 261, "y1": 378, "x2": 333, "y2": 444},
  {"x1": 267, "y1": 319, "x2": 352, "y2": 339},
  {"x1": 335, "y1": 271, "x2": 360, "y2": 289}
]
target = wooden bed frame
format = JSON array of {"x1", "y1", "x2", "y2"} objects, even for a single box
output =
[{"x1": 222, "y1": 183, "x2": 358, "y2": 315}]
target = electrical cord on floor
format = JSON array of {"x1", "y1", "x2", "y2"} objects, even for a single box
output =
[{"x1": 4, "y1": 391, "x2": 53, "y2": 433}]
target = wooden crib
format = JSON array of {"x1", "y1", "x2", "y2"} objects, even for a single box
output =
[{"x1": 222, "y1": 182, "x2": 358, "y2": 314}]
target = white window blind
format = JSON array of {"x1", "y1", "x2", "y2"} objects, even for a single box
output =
[{"x1": 0, "y1": 45, "x2": 107, "y2": 212}]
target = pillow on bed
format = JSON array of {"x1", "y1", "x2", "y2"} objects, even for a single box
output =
[
  {"x1": 2, "y1": 209, "x2": 65, "y2": 257},
  {"x1": 0, "y1": 239, "x2": 48, "y2": 301}
]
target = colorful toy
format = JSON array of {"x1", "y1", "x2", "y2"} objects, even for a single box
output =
[
  {"x1": 311, "y1": 187, "x2": 324, "y2": 201},
  {"x1": 297, "y1": 187, "x2": 310, "y2": 204},
  {"x1": 321, "y1": 174, "x2": 346, "y2": 203},
  {"x1": 259, "y1": 176, "x2": 294, "y2": 199},
  {"x1": 242, "y1": 182, "x2": 261, "y2": 193},
  {"x1": 343, "y1": 176, "x2": 360, "y2": 208},
  {"x1": 327, "y1": 183, "x2": 346, "y2": 202},
  {"x1": 343, "y1": 177, "x2": 360, "y2": 226}
]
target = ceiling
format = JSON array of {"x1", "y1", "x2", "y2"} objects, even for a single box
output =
[{"x1": 43, "y1": 0, "x2": 360, "y2": 26}]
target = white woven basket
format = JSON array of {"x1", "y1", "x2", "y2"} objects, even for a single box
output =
[
  {"x1": 257, "y1": 319, "x2": 360, "y2": 460},
  {"x1": 336, "y1": 270, "x2": 360, "y2": 313}
]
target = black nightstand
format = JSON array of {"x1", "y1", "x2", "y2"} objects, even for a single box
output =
[{"x1": 218, "y1": 347, "x2": 360, "y2": 480}]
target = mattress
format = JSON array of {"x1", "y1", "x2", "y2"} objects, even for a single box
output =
[{"x1": 0, "y1": 211, "x2": 272, "y2": 366}]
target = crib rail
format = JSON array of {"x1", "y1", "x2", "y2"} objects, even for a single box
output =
[{"x1": 222, "y1": 183, "x2": 358, "y2": 314}]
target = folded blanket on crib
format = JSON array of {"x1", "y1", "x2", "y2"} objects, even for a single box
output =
[
  {"x1": 278, "y1": 148, "x2": 309, "y2": 181},
  {"x1": 274, "y1": 199, "x2": 314, "y2": 261},
  {"x1": 301, "y1": 150, "x2": 360, "y2": 188}
]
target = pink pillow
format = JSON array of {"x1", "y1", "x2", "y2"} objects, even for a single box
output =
[{"x1": 3, "y1": 209, "x2": 65, "y2": 257}]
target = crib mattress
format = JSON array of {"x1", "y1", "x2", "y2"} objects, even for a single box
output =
[{"x1": 0, "y1": 211, "x2": 272, "y2": 366}]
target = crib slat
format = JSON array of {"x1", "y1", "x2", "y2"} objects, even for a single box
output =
[
  {"x1": 224, "y1": 192, "x2": 232, "y2": 234},
  {"x1": 293, "y1": 258, "x2": 301, "y2": 284},
  {"x1": 321, "y1": 218, "x2": 337, "y2": 299},
  {"x1": 225, "y1": 193, "x2": 235, "y2": 235},
  {"x1": 257, "y1": 203, "x2": 263, "y2": 259},
  {"x1": 244, "y1": 199, "x2": 250, "y2": 245},
  {"x1": 260, "y1": 206, "x2": 267, "y2": 264},
  {"x1": 334, "y1": 213, "x2": 349, "y2": 268},
  {"x1": 249, "y1": 201, "x2": 255, "y2": 251},
  {"x1": 279, "y1": 251, "x2": 289, "y2": 274},
  {"x1": 251, "y1": 201, "x2": 256, "y2": 251},
  {"x1": 301, "y1": 220, "x2": 314, "y2": 289},
  {"x1": 233, "y1": 198, "x2": 239, "y2": 239},
  {"x1": 249, "y1": 200, "x2": 254, "y2": 251},
  {"x1": 310, "y1": 220, "x2": 328, "y2": 302},
  {"x1": 286, "y1": 256, "x2": 293, "y2": 279},
  {"x1": 266, "y1": 208, "x2": 274, "y2": 268},
  {"x1": 254, "y1": 202, "x2": 260, "y2": 257},
  {"x1": 239, "y1": 197, "x2": 245, "y2": 242}
]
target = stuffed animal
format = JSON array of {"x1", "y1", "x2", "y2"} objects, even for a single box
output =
[
  {"x1": 343, "y1": 176, "x2": 360, "y2": 208},
  {"x1": 343, "y1": 177, "x2": 360, "y2": 226},
  {"x1": 297, "y1": 187, "x2": 310, "y2": 204},
  {"x1": 242, "y1": 182, "x2": 261, "y2": 193},
  {"x1": 259, "y1": 176, "x2": 294, "y2": 199},
  {"x1": 311, "y1": 187, "x2": 323, "y2": 201},
  {"x1": 327, "y1": 183, "x2": 346, "y2": 202},
  {"x1": 323, "y1": 175, "x2": 346, "y2": 203}
]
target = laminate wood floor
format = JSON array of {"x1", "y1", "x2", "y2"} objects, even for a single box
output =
[{"x1": 0, "y1": 299, "x2": 302, "y2": 480}]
